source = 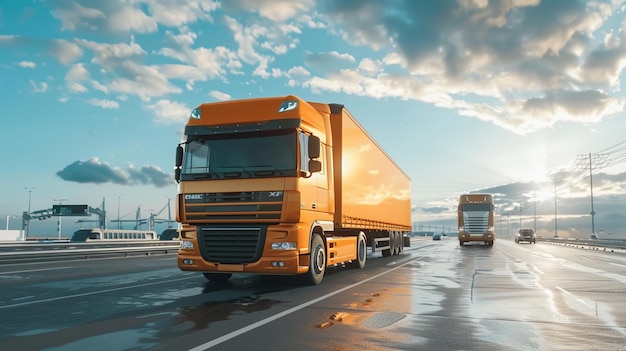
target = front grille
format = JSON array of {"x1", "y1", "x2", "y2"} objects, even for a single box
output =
[
  {"x1": 197, "y1": 225, "x2": 266, "y2": 263},
  {"x1": 185, "y1": 191, "x2": 283, "y2": 223},
  {"x1": 464, "y1": 213, "x2": 489, "y2": 234}
]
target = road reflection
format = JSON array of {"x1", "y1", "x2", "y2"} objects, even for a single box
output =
[{"x1": 178, "y1": 295, "x2": 281, "y2": 330}]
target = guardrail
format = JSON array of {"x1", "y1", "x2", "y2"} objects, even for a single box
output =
[
  {"x1": 0, "y1": 241, "x2": 180, "y2": 264},
  {"x1": 537, "y1": 237, "x2": 626, "y2": 251}
]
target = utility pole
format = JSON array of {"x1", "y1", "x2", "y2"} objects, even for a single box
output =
[
  {"x1": 554, "y1": 173, "x2": 558, "y2": 238},
  {"x1": 518, "y1": 202, "x2": 523, "y2": 229},
  {"x1": 576, "y1": 152, "x2": 609, "y2": 238},
  {"x1": 533, "y1": 191, "x2": 537, "y2": 233},
  {"x1": 507, "y1": 214, "x2": 510, "y2": 239}
]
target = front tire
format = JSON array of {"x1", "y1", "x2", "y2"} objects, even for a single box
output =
[{"x1": 304, "y1": 234, "x2": 326, "y2": 285}]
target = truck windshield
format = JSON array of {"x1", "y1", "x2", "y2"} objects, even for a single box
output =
[
  {"x1": 461, "y1": 204, "x2": 492, "y2": 212},
  {"x1": 181, "y1": 130, "x2": 297, "y2": 180}
]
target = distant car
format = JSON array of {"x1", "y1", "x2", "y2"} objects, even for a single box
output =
[
  {"x1": 159, "y1": 228, "x2": 180, "y2": 240},
  {"x1": 432, "y1": 233, "x2": 442, "y2": 240},
  {"x1": 515, "y1": 228, "x2": 536, "y2": 244},
  {"x1": 590, "y1": 232, "x2": 598, "y2": 239}
]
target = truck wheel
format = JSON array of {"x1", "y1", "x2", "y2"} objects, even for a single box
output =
[
  {"x1": 394, "y1": 232, "x2": 402, "y2": 256},
  {"x1": 304, "y1": 234, "x2": 326, "y2": 285},
  {"x1": 203, "y1": 273, "x2": 232, "y2": 282},
  {"x1": 350, "y1": 232, "x2": 367, "y2": 269},
  {"x1": 382, "y1": 233, "x2": 392, "y2": 257}
]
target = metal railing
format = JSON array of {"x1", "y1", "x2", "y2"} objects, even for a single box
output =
[
  {"x1": 537, "y1": 237, "x2": 626, "y2": 250},
  {"x1": 0, "y1": 241, "x2": 180, "y2": 264}
]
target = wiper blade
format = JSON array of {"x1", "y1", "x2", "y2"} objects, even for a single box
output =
[
  {"x1": 191, "y1": 173, "x2": 219, "y2": 179},
  {"x1": 224, "y1": 172, "x2": 242, "y2": 178},
  {"x1": 253, "y1": 170, "x2": 275, "y2": 177}
]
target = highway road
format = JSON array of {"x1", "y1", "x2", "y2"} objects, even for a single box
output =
[{"x1": 1, "y1": 238, "x2": 625, "y2": 351}]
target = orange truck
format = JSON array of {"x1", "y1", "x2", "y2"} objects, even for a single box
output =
[
  {"x1": 174, "y1": 95, "x2": 411, "y2": 284},
  {"x1": 457, "y1": 193, "x2": 496, "y2": 246}
]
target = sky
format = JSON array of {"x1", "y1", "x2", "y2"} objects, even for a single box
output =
[{"x1": 1, "y1": 0, "x2": 626, "y2": 239}]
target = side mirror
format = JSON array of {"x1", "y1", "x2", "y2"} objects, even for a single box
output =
[
  {"x1": 175, "y1": 145, "x2": 184, "y2": 168},
  {"x1": 308, "y1": 135, "x2": 320, "y2": 159},
  {"x1": 175, "y1": 145, "x2": 184, "y2": 182},
  {"x1": 309, "y1": 160, "x2": 322, "y2": 173}
]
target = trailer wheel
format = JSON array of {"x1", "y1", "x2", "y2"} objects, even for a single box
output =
[
  {"x1": 394, "y1": 232, "x2": 403, "y2": 255},
  {"x1": 394, "y1": 232, "x2": 400, "y2": 255},
  {"x1": 203, "y1": 273, "x2": 232, "y2": 282},
  {"x1": 349, "y1": 232, "x2": 367, "y2": 269},
  {"x1": 382, "y1": 232, "x2": 392, "y2": 257},
  {"x1": 304, "y1": 234, "x2": 326, "y2": 285},
  {"x1": 395, "y1": 232, "x2": 403, "y2": 255}
]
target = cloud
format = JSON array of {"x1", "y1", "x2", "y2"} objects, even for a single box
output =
[
  {"x1": 56, "y1": 157, "x2": 174, "y2": 187},
  {"x1": 0, "y1": 36, "x2": 83, "y2": 65},
  {"x1": 49, "y1": 0, "x2": 217, "y2": 34},
  {"x1": 50, "y1": 39, "x2": 84, "y2": 65},
  {"x1": 420, "y1": 206, "x2": 450, "y2": 214},
  {"x1": 221, "y1": 0, "x2": 315, "y2": 22},
  {"x1": 65, "y1": 63, "x2": 89, "y2": 93},
  {"x1": 75, "y1": 39, "x2": 182, "y2": 101},
  {"x1": 6, "y1": 0, "x2": 626, "y2": 136},
  {"x1": 313, "y1": 0, "x2": 626, "y2": 134},
  {"x1": 29, "y1": 80, "x2": 48, "y2": 93},
  {"x1": 19, "y1": 61, "x2": 36, "y2": 68},
  {"x1": 88, "y1": 98, "x2": 119, "y2": 109},
  {"x1": 147, "y1": 99, "x2": 190, "y2": 124},
  {"x1": 305, "y1": 51, "x2": 356, "y2": 73},
  {"x1": 209, "y1": 90, "x2": 231, "y2": 101}
]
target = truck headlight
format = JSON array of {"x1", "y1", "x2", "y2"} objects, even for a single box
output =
[
  {"x1": 180, "y1": 240, "x2": 194, "y2": 249},
  {"x1": 271, "y1": 242, "x2": 296, "y2": 250}
]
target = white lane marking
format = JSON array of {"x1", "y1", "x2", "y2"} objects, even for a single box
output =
[
  {"x1": 187, "y1": 257, "x2": 420, "y2": 351},
  {"x1": 0, "y1": 266, "x2": 71, "y2": 275},
  {"x1": 0, "y1": 276, "x2": 197, "y2": 310}
]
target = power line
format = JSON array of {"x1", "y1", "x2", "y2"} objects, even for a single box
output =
[{"x1": 552, "y1": 139, "x2": 626, "y2": 193}]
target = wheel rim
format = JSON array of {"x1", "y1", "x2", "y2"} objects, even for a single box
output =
[{"x1": 314, "y1": 246, "x2": 325, "y2": 273}]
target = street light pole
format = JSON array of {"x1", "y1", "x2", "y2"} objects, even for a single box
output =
[
  {"x1": 24, "y1": 187, "x2": 36, "y2": 237},
  {"x1": 5, "y1": 215, "x2": 16, "y2": 230},
  {"x1": 115, "y1": 193, "x2": 124, "y2": 229},
  {"x1": 54, "y1": 198, "x2": 68, "y2": 240}
]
